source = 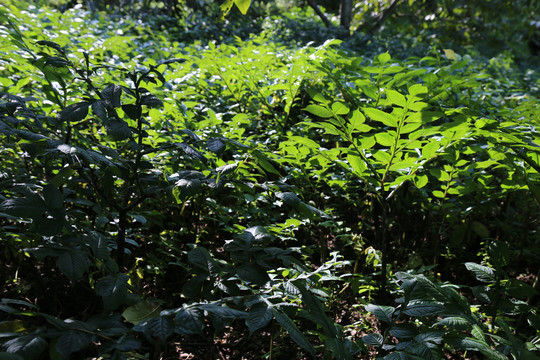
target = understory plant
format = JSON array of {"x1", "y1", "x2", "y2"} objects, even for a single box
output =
[
  {"x1": 363, "y1": 240, "x2": 540, "y2": 360},
  {"x1": 1, "y1": 2, "x2": 539, "y2": 360}
]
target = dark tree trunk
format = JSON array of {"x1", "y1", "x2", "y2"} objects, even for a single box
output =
[{"x1": 340, "y1": 0, "x2": 353, "y2": 32}]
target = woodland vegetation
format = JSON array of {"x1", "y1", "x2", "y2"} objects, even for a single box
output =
[{"x1": 1, "y1": 0, "x2": 540, "y2": 359}]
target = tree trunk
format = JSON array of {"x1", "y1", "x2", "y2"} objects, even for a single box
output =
[{"x1": 340, "y1": 0, "x2": 353, "y2": 33}]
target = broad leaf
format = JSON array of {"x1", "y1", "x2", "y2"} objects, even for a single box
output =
[
  {"x1": 362, "y1": 333, "x2": 384, "y2": 347},
  {"x1": 389, "y1": 323, "x2": 418, "y2": 339},
  {"x1": 363, "y1": 108, "x2": 398, "y2": 127},
  {"x1": 105, "y1": 119, "x2": 131, "y2": 141},
  {"x1": 207, "y1": 137, "x2": 225, "y2": 154},
  {"x1": 56, "y1": 249, "x2": 90, "y2": 282},
  {"x1": 277, "y1": 192, "x2": 301, "y2": 207},
  {"x1": 246, "y1": 304, "x2": 273, "y2": 334},
  {"x1": 465, "y1": 263, "x2": 495, "y2": 283},
  {"x1": 102, "y1": 84, "x2": 122, "y2": 108},
  {"x1": 0, "y1": 197, "x2": 47, "y2": 219},
  {"x1": 272, "y1": 308, "x2": 315, "y2": 356},
  {"x1": 435, "y1": 316, "x2": 471, "y2": 330},
  {"x1": 365, "y1": 304, "x2": 395, "y2": 323},
  {"x1": 175, "y1": 178, "x2": 202, "y2": 198},
  {"x1": 188, "y1": 247, "x2": 219, "y2": 276},
  {"x1": 92, "y1": 100, "x2": 108, "y2": 120},
  {"x1": 175, "y1": 308, "x2": 204, "y2": 335},
  {"x1": 122, "y1": 300, "x2": 161, "y2": 325},
  {"x1": 198, "y1": 303, "x2": 247, "y2": 320},
  {"x1": 234, "y1": 0, "x2": 251, "y2": 14},
  {"x1": 236, "y1": 263, "x2": 270, "y2": 285},
  {"x1": 3, "y1": 335, "x2": 47, "y2": 360},
  {"x1": 402, "y1": 301, "x2": 445, "y2": 317},
  {"x1": 134, "y1": 316, "x2": 174, "y2": 343},
  {"x1": 140, "y1": 94, "x2": 163, "y2": 108},
  {"x1": 304, "y1": 104, "x2": 333, "y2": 118},
  {"x1": 56, "y1": 331, "x2": 93, "y2": 359},
  {"x1": 58, "y1": 102, "x2": 89, "y2": 123},
  {"x1": 95, "y1": 273, "x2": 129, "y2": 310}
]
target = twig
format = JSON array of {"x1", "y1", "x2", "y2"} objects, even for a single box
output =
[{"x1": 306, "y1": 0, "x2": 333, "y2": 28}]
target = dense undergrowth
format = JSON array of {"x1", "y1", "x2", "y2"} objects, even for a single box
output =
[{"x1": 1, "y1": 1, "x2": 540, "y2": 359}]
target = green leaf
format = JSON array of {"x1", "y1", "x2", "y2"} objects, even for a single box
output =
[
  {"x1": 448, "y1": 336, "x2": 507, "y2": 360},
  {"x1": 443, "y1": 49, "x2": 457, "y2": 61},
  {"x1": 105, "y1": 119, "x2": 131, "y2": 141},
  {"x1": 207, "y1": 138, "x2": 225, "y2": 154},
  {"x1": 471, "y1": 324, "x2": 486, "y2": 342},
  {"x1": 50, "y1": 167, "x2": 76, "y2": 187},
  {"x1": 375, "y1": 133, "x2": 395, "y2": 147},
  {"x1": 325, "y1": 337, "x2": 352, "y2": 360},
  {"x1": 102, "y1": 84, "x2": 122, "y2": 108},
  {"x1": 295, "y1": 281, "x2": 338, "y2": 338},
  {"x1": 389, "y1": 323, "x2": 418, "y2": 339},
  {"x1": 122, "y1": 300, "x2": 161, "y2": 325},
  {"x1": 382, "y1": 352, "x2": 420, "y2": 360},
  {"x1": 188, "y1": 247, "x2": 220, "y2": 276},
  {"x1": 414, "y1": 174, "x2": 428, "y2": 188},
  {"x1": 44, "y1": 56, "x2": 70, "y2": 67},
  {"x1": 3, "y1": 335, "x2": 47, "y2": 360},
  {"x1": 43, "y1": 184, "x2": 63, "y2": 210},
  {"x1": 0, "y1": 197, "x2": 47, "y2": 219},
  {"x1": 362, "y1": 333, "x2": 384, "y2": 347},
  {"x1": 306, "y1": 88, "x2": 328, "y2": 104},
  {"x1": 92, "y1": 100, "x2": 108, "y2": 120},
  {"x1": 288, "y1": 135, "x2": 319, "y2": 149},
  {"x1": 304, "y1": 104, "x2": 333, "y2": 118},
  {"x1": 331, "y1": 102, "x2": 350, "y2": 115},
  {"x1": 408, "y1": 84, "x2": 428, "y2": 98},
  {"x1": 122, "y1": 104, "x2": 141, "y2": 120},
  {"x1": 179, "y1": 144, "x2": 206, "y2": 162},
  {"x1": 422, "y1": 141, "x2": 440, "y2": 159},
  {"x1": 277, "y1": 192, "x2": 301, "y2": 207},
  {"x1": 386, "y1": 90, "x2": 407, "y2": 107},
  {"x1": 527, "y1": 314, "x2": 540, "y2": 331},
  {"x1": 234, "y1": 0, "x2": 251, "y2": 14},
  {"x1": 36, "y1": 40, "x2": 64, "y2": 53},
  {"x1": 95, "y1": 273, "x2": 129, "y2": 310},
  {"x1": 199, "y1": 304, "x2": 247, "y2": 320},
  {"x1": 435, "y1": 317, "x2": 471, "y2": 330},
  {"x1": 402, "y1": 301, "x2": 445, "y2": 317},
  {"x1": 272, "y1": 308, "x2": 315, "y2": 356},
  {"x1": 363, "y1": 108, "x2": 398, "y2": 127},
  {"x1": 56, "y1": 331, "x2": 93, "y2": 359},
  {"x1": 470, "y1": 221, "x2": 489, "y2": 238},
  {"x1": 175, "y1": 308, "x2": 204, "y2": 335},
  {"x1": 348, "y1": 110, "x2": 370, "y2": 133},
  {"x1": 135, "y1": 316, "x2": 174, "y2": 344},
  {"x1": 377, "y1": 52, "x2": 391, "y2": 64},
  {"x1": 246, "y1": 304, "x2": 273, "y2": 335},
  {"x1": 175, "y1": 178, "x2": 202, "y2": 199},
  {"x1": 141, "y1": 95, "x2": 163, "y2": 108},
  {"x1": 347, "y1": 153, "x2": 366, "y2": 174},
  {"x1": 237, "y1": 263, "x2": 270, "y2": 285},
  {"x1": 488, "y1": 241, "x2": 510, "y2": 269},
  {"x1": 365, "y1": 304, "x2": 395, "y2": 323},
  {"x1": 252, "y1": 150, "x2": 280, "y2": 175},
  {"x1": 57, "y1": 249, "x2": 90, "y2": 282},
  {"x1": 58, "y1": 102, "x2": 89, "y2": 123},
  {"x1": 465, "y1": 263, "x2": 495, "y2": 283}
]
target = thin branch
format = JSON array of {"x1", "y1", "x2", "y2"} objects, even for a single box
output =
[
  {"x1": 370, "y1": 0, "x2": 400, "y2": 33},
  {"x1": 356, "y1": 0, "x2": 401, "y2": 34},
  {"x1": 306, "y1": 0, "x2": 333, "y2": 28}
]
